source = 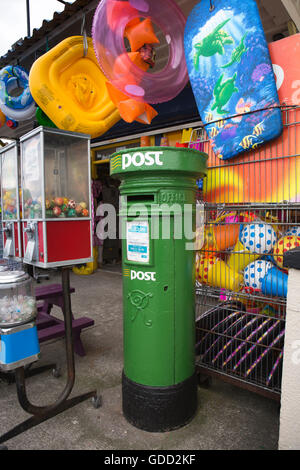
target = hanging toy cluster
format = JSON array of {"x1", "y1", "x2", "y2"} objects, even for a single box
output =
[{"x1": 0, "y1": 65, "x2": 35, "y2": 130}]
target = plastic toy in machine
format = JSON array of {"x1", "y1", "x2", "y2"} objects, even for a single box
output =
[
  {"x1": 272, "y1": 234, "x2": 300, "y2": 271},
  {"x1": 92, "y1": 0, "x2": 189, "y2": 122},
  {"x1": 184, "y1": 0, "x2": 283, "y2": 161},
  {"x1": 0, "y1": 65, "x2": 36, "y2": 121},
  {"x1": 29, "y1": 36, "x2": 121, "y2": 139}
]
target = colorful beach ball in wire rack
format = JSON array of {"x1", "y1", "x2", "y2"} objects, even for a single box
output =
[
  {"x1": 244, "y1": 260, "x2": 273, "y2": 290},
  {"x1": 240, "y1": 223, "x2": 277, "y2": 254},
  {"x1": 272, "y1": 235, "x2": 300, "y2": 270}
]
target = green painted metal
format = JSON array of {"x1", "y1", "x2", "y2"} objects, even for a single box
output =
[{"x1": 110, "y1": 147, "x2": 208, "y2": 387}]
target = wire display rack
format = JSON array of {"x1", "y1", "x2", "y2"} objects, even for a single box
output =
[{"x1": 192, "y1": 105, "x2": 300, "y2": 400}]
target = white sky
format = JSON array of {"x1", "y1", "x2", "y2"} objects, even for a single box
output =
[{"x1": 0, "y1": 0, "x2": 76, "y2": 57}]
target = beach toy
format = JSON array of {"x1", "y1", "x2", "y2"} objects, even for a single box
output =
[
  {"x1": 197, "y1": 306, "x2": 284, "y2": 388},
  {"x1": 245, "y1": 329, "x2": 285, "y2": 378},
  {"x1": 266, "y1": 350, "x2": 283, "y2": 387},
  {"x1": 196, "y1": 253, "x2": 243, "y2": 291},
  {"x1": 273, "y1": 235, "x2": 300, "y2": 270},
  {"x1": 73, "y1": 247, "x2": 98, "y2": 275},
  {"x1": 92, "y1": 0, "x2": 188, "y2": 104},
  {"x1": 261, "y1": 305, "x2": 278, "y2": 318},
  {"x1": 209, "y1": 211, "x2": 258, "y2": 253},
  {"x1": 35, "y1": 107, "x2": 57, "y2": 128},
  {"x1": 200, "y1": 224, "x2": 215, "y2": 252},
  {"x1": 228, "y1": 223, "x2": 277, "y2": 273},
  {"x1": 285, "y1": 226, "x2": 300, "y2": 237},
  {"x1": 213, "y1": 215, "x2": 240, "y2": 251},
  {"x1": 29, "y1": 36, "x2": 120, "y2": 139},
  {"x1": 0, "y1": 65, "x2": 36, "y2": 121},
  {"x1": 260, "y1": 266, "x2": 288, "y2": 298},
  {"x1": 244, "y1": 260, "x2": 273, "y2": 290},
  {"x1": 6, "y1": 118, "x2": 18, "y2": 129}
]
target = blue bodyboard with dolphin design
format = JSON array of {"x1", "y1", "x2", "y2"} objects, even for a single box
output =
[{"x1": 184, "y1": 0, "x2": 283, "y2": 161}]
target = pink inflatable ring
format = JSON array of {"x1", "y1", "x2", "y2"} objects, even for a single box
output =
[{"x1": 92, "y1": 0, "x2": 188, "y2": 104}]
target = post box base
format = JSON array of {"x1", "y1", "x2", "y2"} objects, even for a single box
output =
[{"x1": 122, "y1": 371, "x2": 198, "y2": 432}]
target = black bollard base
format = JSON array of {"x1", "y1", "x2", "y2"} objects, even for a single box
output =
[{"x1": 122, "y1": 371, "x2": 198, "y2": 432}]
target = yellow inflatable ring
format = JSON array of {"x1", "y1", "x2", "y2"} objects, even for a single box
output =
[{"x1": 29, "y1": 36, "x2": 120, "y2": 138}]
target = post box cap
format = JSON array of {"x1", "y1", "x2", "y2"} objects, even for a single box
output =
[{"x1": 110, "y1": 146, "x2": 208, "y2": 179}]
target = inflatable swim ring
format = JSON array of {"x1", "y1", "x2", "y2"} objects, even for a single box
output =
[
  {"x1": 92, "y1": 0, "x2": 188, "y2": 104},
  {"x1": 29, "y1": 36, "x2": 121, "y2": 139},
  {"x1": 0, "y1": 65, "x2": 36, "y2": 121}
]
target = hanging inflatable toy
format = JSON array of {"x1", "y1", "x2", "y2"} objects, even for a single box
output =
[
  {"x1": 29, "y1": 36, "x2": 121, "y2": 139},
  {"x1": 92, "y1": 0, "x2": 189, "y2": 110},
  {"x1": 0, "y1": 65, "x2": 36, "y2": 121},
  {"x1": 6, "y1": 118, "x2": 18, "y2": 129},
  {"x1": 184, "y1": 0, "x2": 283, "y2": 161}
]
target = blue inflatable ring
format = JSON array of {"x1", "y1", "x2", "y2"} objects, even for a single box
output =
[{"x1": 0, "y1": 65, "x2": 35, "y2": 120}]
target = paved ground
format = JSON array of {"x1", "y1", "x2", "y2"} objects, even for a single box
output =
[{"x1": 0, "y1": 267, "x2": 280, "y2": 450}]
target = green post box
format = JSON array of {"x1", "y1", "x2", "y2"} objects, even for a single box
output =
[{"x1": 110, "y1": 146, "x2": 207, "y2": 432}]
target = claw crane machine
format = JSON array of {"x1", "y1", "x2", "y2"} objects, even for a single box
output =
[
  {"x1": 0, "y1": 127, "x2": 100, "y2": 449},
  {"x1": 0, "y1": 142, "x2": 23, "y2": 262}
]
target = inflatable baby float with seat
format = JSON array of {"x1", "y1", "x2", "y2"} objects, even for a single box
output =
[{"x1": 29, "y1": 36, "x2": 121, "y2": 139}]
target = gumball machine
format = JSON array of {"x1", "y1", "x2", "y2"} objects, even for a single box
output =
[
  {"x1": 0, "y1": 142, "x2": 23, "y2": 260},
  {"x1": 20, "y1": 127, "x2": 93, "y2": 267}
]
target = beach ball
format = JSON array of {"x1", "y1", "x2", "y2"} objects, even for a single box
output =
[
  {"x1": 244, "y1": 260, "x2": 273, "y2": 289},
  {"x1": 273, "y1": 235, "x2": 300, "y2": 270},
  {"x1": 240, "y1": 223, "x2": 277, "y2": 254},
  {"x1": 285, "y1": 226, "x2": 300, "y2": 237}
]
